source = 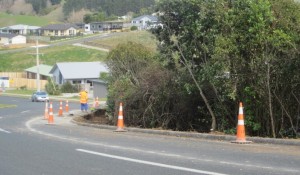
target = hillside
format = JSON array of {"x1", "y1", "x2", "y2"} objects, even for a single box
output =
[
  {"x1": 0, "y1": 12, "x2": 52, "y2": 27},
  {"x1": 0, "y1": 0, "x2": 156, "y2": 24}
]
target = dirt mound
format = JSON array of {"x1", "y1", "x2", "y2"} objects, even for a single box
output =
[{"x1": 78, "y1": 109, "x2": 111, "y2": 125}]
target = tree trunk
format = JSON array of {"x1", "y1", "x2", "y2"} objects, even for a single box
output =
[
  {"x1": 266, "y1": 62, "x2": 276, "y2": 138},
  {"x1": 176, "y1": 43, "x2": 217, "y2": 131}
]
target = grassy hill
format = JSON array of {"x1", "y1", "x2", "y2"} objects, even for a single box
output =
[
  {"x1": 0, "y1": 31, "x2": 158, "y2": 72},
  {"x1": 0, "y1": 12, "x2": 53, "y2": 27}
]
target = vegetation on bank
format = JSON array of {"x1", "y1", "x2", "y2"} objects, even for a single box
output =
[{"x1": 104, "y1": 0, "x2": 300, "y2": 139}]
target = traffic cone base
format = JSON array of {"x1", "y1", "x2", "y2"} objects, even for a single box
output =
[
  {"x1": 114, "y1": 102, "x2": 127, "y2": 132},
  {"x1": 231, "y1": 102, "x2": 252, "y2": 144}
]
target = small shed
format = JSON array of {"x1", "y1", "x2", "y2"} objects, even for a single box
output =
[
  {"x1": 0, "y1": 33, "x2": 26, "y2": 45},
  {"x1": 91, "y1": 80, "x2": 108, "y2": 99}
]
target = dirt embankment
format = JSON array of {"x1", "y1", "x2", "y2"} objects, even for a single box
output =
[{"x1": 74, "y1": 109, "x2": 112, "y2": 125}]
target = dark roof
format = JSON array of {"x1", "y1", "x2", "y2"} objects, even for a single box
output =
[
  {"x1": 40, "y1": 24, "x2": 79, "y2": 30},
  {"x1": 0, "y1": 33, "x2": 18, "y2": 39}
]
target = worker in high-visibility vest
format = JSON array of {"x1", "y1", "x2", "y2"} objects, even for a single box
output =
[{"x1": 79, "y1": 89, "x2": 88, "y2": 112}]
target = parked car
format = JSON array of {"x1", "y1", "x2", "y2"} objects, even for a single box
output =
[{"x1": 31, "y1": 91, "x2": 49, "y2": 102}]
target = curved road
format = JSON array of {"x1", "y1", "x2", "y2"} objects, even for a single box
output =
[{"x1": 0, "y1": 96, "x2": 300, "y2": 175}]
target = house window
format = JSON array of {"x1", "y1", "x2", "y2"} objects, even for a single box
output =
[
  {"x1": 61, "y1": 30, "x2": 64, "y2": 36},
  {"x1": 140, "y1": 20, "x2": 143, "y2": 23},
  {"x1": 72, "y1": 80, "x2": 81, "y2": 84},
  {"x1": 69, "y1": 30, "x2": 74, "y2": 36},
  {"x1": 55, "y1": 30, "x2": 58, "y2": 36}
]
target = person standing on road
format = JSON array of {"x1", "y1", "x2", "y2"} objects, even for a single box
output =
[{"x1": 79, "y1": 89, "x2": 88, "y2": 112}]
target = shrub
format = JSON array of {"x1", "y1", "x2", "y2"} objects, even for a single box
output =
[
  {"x1": 60, "y1": 81, "x2": 78, "y2": 93},
  {"x1": 130, "y1": 26, "x2": 138, "y2": 31}
]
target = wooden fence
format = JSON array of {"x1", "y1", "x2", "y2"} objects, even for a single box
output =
[
  {"x1": 0, "y1": 72, "x2": 47, "y2": 89},
  {"x1": 0, "y1": 72, "x2": 25, "y2": 78}
]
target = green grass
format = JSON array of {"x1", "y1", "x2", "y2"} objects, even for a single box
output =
[
  {"x1": 0, "y1": 12, "x2": 52, "y2": 27},
  {"x1": 0, "y1": 45, "x2": 108, "y2": 71},
  {"x1": 93, "y1": 31, "x2": 158, "y2": 52},
  {"x1": 5, "y1": 89, "x2": 35, "y2": 95},
  {"x1": 0, "y1": 31, "x2": 157, "y2": 71}
]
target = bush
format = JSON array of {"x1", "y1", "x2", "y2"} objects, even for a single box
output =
[
  {"x1": 45, "y1": 77, "x2": 60, "y2": 95},
  {"x1": 60, "y1": 81, "x2": 78, "y2": 93},
  {"x1": 130, "y1": 26, "x2": 138, "y2": 31}
]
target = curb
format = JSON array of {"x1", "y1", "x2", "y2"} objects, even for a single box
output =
[{"x1": 71, "y1": 115, "x2": 300, "y2": 146}]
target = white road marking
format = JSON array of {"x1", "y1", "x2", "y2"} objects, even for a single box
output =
[
  {"x1": 21, "y1": 110, "x2": 30, "y2": 113},
  {"x1": 26, "y1": 117, "x2": 300, "y2": 174},
  {"x1": 0, "y1": 128, "x2": 11, "y2": 133},
  {"x1": 76, "y1": 149, "x2": 227, "y2": 175}
]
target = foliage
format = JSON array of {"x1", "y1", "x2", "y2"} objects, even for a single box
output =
[
  {"x1": 60, "y1": 81, "x2": 79, "y2": 93},
  {"x1": 151, "y1": 0, "x2": 300, "y2": 138},
  {"x1": 63, "y1": 0, "x2": 156, "y2": 18},
  {"x1": 130, "y1": 26, "x2": 138, "y2": 31},
  {"x1": 45, "y1": 77, "x2": 60, "y2": 95},
  {"x1": 83, "y1": 12, "x2": 106, "y2": 23},
  {"x1": 105, "y1": 41, "x2": 212, "y2": 131}
]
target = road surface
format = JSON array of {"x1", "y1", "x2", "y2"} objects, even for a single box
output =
[{"x1": 0, "y1": 96, "x2": 299, "y2": 175}]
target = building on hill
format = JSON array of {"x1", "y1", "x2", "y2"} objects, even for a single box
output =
[
  {"x1": 0, "y1": 33, "x2": 26, "y2": 45},
  {"x1": 0, "y1": 24, "x2": 40, "y2": 35},
  {"x1": 131, "y1": 15, "x2": 159, "y2": 30},
  {"x1": 40, "y1": 24, "x2": 79, "y2": 36},
  {"x1": 24, "y1": 64, "x2": 53, "y2": 80},
  {"x1": 86, "y1": 22, "x2": 123, "y2": 33}
]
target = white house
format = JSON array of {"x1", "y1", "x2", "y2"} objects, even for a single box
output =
[
  {"x1": 0, "y1": 33, "x2": 26, "y2": 45},
  {"x1": 131, "y1": 15, "x2": 159, "y2": 30},
  {"x1": 0, "y1": 24, "x2": 40, "y2": 35}
]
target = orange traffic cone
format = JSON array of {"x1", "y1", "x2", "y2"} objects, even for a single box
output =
[
  {"x1": 115, "y1": 102, "x2": 126, "y2": 132},
  {"x1": 232, "y1": 102, "x2": 251, "y2": 144},
  {"x1": 58, "y1": 100, "x2": 63, "y2": 116},
  {"x1": 44, "y1": 101, "x2": 49, "y2": 120},
  {"x1": 95, "y1": 97, "x2": 99, "y2": 107},
  {"x1": 65, "y1": 100, "x2": 69, "y2": 113},
  {"x1": 48, "y1": 102, "x2": 54, "y2": 124}
]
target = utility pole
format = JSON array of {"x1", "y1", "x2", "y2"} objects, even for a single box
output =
[
  {"x1": 30, "y1": 38, "x2": 47, "y2": 92},
  {"x1": 36, "y1": 39, "x2": 40, "y2": 91}
]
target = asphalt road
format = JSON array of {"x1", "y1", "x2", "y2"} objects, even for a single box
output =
[{"x1": 0, "y1": 96, "x2": 300, "y2": 175}]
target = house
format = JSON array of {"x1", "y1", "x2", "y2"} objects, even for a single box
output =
[
  {"x1": 131, "y1": 15, "x2": 159, "y2": 30},
  {"x1": 24, "y1": 64, "x2": 53, "y2": 80},
  {"x1": 0, "y1": 24, "x2": 40, "y2": 35},
  {"x1": 49, "y1": 62, "x2": 109, "y2": 85},
  {"x1": 0, "y1": 33, "x2": 26, "y2": 45},
  {"x1": 40, "y1": 24, "x2": 79, "y2": 36},
  {"x1": 88, "y1": 22, "x2": 123, "y2": 33}
]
